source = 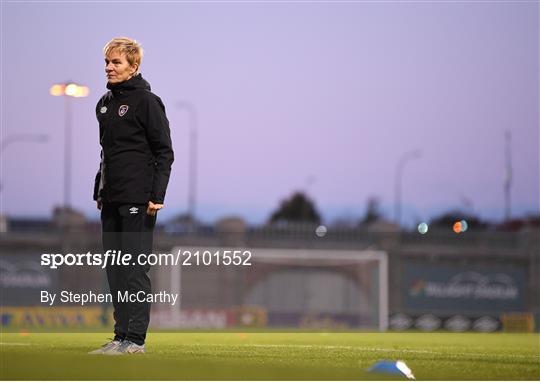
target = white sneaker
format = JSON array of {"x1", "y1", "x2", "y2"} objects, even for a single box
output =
[
  {"x1": 88, "y1": 339, "x2": 122, "y2": 355},
  {"x1": 108, "y1": 340, "x2": 145, "y2": 355}
]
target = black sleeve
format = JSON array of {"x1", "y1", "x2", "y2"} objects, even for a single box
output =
[
  {"x1": 93, "y1": 151, "x2": 103, "y2": 201},
  {"x1": 93, "y1": 98, "x2": 105, "y2": 202},
  {"x1": 140, "y1": 94, "x2": 174, "y2": 204}
]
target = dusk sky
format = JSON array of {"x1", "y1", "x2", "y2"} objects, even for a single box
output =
[{"x1": 1, "y1": 1, "x2": 538, "y2": 226}]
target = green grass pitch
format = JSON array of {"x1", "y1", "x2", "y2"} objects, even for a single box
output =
[{"x1": 1, "y1": 331, "x2": 539, "y2": 380}]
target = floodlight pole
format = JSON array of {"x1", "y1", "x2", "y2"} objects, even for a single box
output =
[
  {"x1": 64, "y1": 95, "x2": 73, "y2": 209},
  {"x1": 50, "y1": 82, "x2": 89, "y2": 210},
  {"x1": 394, "y1": 150, "x2": 422, "y2": 228},
  {"x1": 177, "y1": 101, "x2": 198, "y2": 221},
  {"x1": 504, "y1": 131, "x2": 512, "y2": 221}
]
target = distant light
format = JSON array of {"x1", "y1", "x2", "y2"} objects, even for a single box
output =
[
  {"x1": 460, "y1": 220, "x2": 468, "y2": 232},
  {"x1": 315, "y1": 225, "x2": 327, "y2": 237},
  {"x1": 49, "y1": 84, "x2": 65, "y2": 96},
  {"x1": 65, "y1": 83, "x2": 78, "y2": 96},
  {"x1": 50, "y1": 83, "x2": 89, "y2": 98},
  {"x1": 417, "y1": 222, "x2": 429, "y2": 234},
  {"x1": 73, "y1": 86, "x2": 89, "y2": 98},
  {"x1": 453, "y1": 221, "x2": 462, "y2": 234}
]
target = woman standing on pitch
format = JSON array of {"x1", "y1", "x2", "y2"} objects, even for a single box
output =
[{"x1": 89, "y1": 37, "x2": 174, "y2": 355}]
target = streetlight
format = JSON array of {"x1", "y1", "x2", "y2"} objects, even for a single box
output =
[
  {"x1": 0, "y1": 133, "x2": 49, "y2": 193},
  {"x1": 503, "y1": 131, "x2": 512, "y2": 221},
  {"x1": 177, "y1": 101, "x2": 198, "y2": 221},
  {"x1": 0, "y1": 134, "x2": 48, "y2": 232},
  {"x1": 394, "y1": 149, "x2": 422, "y2": 228},
  {"x1": 50, "y1": 82, "x2": 89, "y2": 209}
]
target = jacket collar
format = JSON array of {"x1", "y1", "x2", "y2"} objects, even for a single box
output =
[{"x1": 106, "y1": 73, "x2": 151, "y2": 95}]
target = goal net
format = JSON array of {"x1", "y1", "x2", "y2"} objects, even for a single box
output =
[{"x1": 152, "y1": 247, "x2": 388, "y2": 331}]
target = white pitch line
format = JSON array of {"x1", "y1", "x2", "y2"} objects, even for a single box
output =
[
  {"x1": 0, "y1": 341, "x2": 537, "y2": 361},
  {"x1": 222, "y1": 344, "x2": 540, "y2": 360},
  {"x1": 247, "y1": 344, "x2": 436, "y2": 354}
]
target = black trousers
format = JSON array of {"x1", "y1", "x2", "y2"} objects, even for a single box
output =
[{"x1": 101, "y1": 203, "x2": 156, "y2": 345}]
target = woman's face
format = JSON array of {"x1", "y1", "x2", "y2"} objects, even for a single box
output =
[{"x1": 105, "y1": 50, "x2": 137, "y2": 84}]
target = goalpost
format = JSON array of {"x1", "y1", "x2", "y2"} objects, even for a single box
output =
[{"x1": 158, "y1": 247, "x2": 388, "y2": 331}]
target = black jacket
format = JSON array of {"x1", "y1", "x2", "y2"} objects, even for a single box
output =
[{"x1": 93, "y1": 74, "x2": 174, "y2": 205}]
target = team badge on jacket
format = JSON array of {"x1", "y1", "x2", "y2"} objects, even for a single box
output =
[
  {"x1": 118, "y1": 105, "x2": 129, "y2": 117},
  {"x1": 100, "y1": 106, "x2": 107, "y2": 114}
]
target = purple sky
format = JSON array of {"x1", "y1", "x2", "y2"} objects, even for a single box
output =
[{"x1": 1, "y1": 2, "x2": 538, "y2": 226}]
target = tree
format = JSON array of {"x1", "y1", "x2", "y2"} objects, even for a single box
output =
[
  {"x1": 269, "y1": 192, "x2": 321, "y2": 224},
  {"x1": 429, "y1": 210, "x2": 489, "y2": 230},
  {"x1": 359, "y1": 197, "x2": 382, "y2": 226}
]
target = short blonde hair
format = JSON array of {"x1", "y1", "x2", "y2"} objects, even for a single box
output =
[{"x1": 103, "y1": 37, "x2": 143, "y2": 73}]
